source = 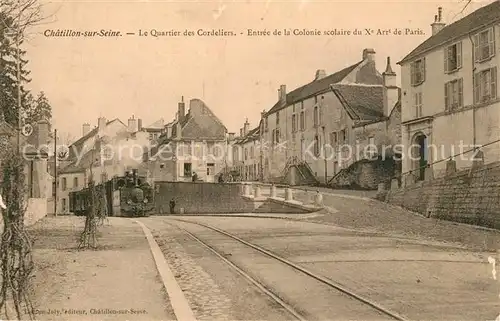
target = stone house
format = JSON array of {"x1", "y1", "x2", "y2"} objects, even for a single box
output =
[
  {"x1": 0, "y1": 113, "x2": 51, "y2": 223},
  {"x1": 145, "y1": 97, "x2": 228, "y2": 183},
  {"x1": 56, "y1": 117, "x2": 128, "y2": 214},
  {"x1": 397, "y1": 3, "x2": 500, "y2": 184},
  {"x1": 231, "y1": 119, "x2": 262, "y2": 181},
  {"x1": 260, "y1": 48, "x2": 401, "y2": 186}
]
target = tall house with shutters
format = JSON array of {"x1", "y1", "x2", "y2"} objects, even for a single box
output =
[
  {"x1": 397, "y1": 3, "x2": 500, "y2": 182},
  {"x1": 260, "y1": 48, "x2": 401, "y2": 187}
]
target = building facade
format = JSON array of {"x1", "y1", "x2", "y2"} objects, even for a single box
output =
[
  {"x1": 398, "y1": 4, "x2": 500, "y2": 183},
  {"x1": 261, "y1": 48, "x2": 401, "y2": 185},
  {"x1": 231, "y1": 119, "x2": 262, "y2": 181},
  {"x1": 146, "y1": 97, "x2": 229, "y2": 183}
]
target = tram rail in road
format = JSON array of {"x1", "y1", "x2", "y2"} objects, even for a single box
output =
[{"x1": 168, "y1": 217, "x2": 411, "y2": 321}]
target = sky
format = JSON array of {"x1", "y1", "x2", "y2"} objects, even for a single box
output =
[{"x1": 23, "y1": 0, "x2": 496, "y2": 142}]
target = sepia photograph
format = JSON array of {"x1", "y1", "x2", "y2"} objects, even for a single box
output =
[{"x1": 0, "y1": 0, "x2": 499, "y2": 320}]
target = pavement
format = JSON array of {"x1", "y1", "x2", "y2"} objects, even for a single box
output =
[{"x1": 29, "y1": 216, "x2": 176, "y2": 321}]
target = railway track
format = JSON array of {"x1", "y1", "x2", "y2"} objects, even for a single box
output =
[{"x1": 167, "y1": 217, "x2": 411, "y2": 321}]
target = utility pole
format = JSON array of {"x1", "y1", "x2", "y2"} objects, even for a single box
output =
[
  {"x1": 15, "y1": 31, "x2": 21, "y2": 155},
  {"x1": 322, "y1": 126, "x2": 327, "y2": 185},
  {"x1": 54, "y1": 129, "x2": 57, "y2": 216}
]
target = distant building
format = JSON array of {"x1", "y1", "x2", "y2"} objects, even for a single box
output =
[
  {"x1": 145, "y1": 97, "x2": 229, "y2": 182},
  {"x1": 231, "y1": 119, "x2": 262, "y2": 181},
  {"x1": 397, "y1": 3, "x2": 500, "y2": 183}
]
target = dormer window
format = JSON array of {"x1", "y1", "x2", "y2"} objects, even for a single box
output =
[
  {"x1": 474, "y1": 27, "x2": 495, "y2": 62},
  {"x1": 411, "y1": 58, "x2": 426, "y2": 86},
  {"x1": 444, "y1": 42, "x2": 462, "y2": 73}
]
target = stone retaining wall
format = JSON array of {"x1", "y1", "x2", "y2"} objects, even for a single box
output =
[{"x1": 384, "y1": 160, "x2": 500, "y2": 229}]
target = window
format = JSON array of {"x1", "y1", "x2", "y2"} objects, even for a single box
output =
[
  {"x1": 300, "y1": 111, "x2": 305, "y2": 131},
  {"x1": 244, "y1": 148, "x2": 248, "y2": 160},
  {"x1": 313, "y1": 106, "x2": 319, "y2": 127},
  {"x1": 183, "y1": 163, "x2": 192, "y2": 176},
  {"x1": 276, "y1": 111, "x2": 280, "y2": 125},
  {"x1": 444, "y1": 42, "x2": 462, "y2": 73},
  {"x1": 61, "y1": 177, "x2": 67, "y2": 191},
  {"x1": 314, "y1": 135, "x2": 320, "y2": 157},
  {"x1": 445, "y1": 78, "x2": 463, "y2": 110},
  {"x1": 329, "y1": 132, "x2": 337, "y2": 147},
  {"x1": 301, "y1": 101, "x2": 304, "y2": 109},
  {"x1": 340, "y1": 129, "x2": 347, "y2": 144},
  {"x1": 73, "y1": 177, "x2": 78, "y2": 188},
  {"x1": 250, "y1": 146, "x2": 254, "y2": 158},
  {"x1": 293, "y1": 104, "x2": 296, "y2": 113},
  {"x1": 474, "y1": 28, "x2": 495, "y2": 62},
  {"x1": 474, "y1": 67, "x2": 497, "y2": 104},
  {"x1": 414, "y1": 92, "x2": 423, "y2": 118},
  {"x1": 292, "y1": 114, "x2": 297, "y2": 132},
  {"x1": 62, "y1": 198, "x2": 67, "y2": 212},
  {"x1": 264, "y1": 117, "x2": 268, "y2": 132},
  {"x1": 275, "y1": 129, "x2": 280, "y2": 143},
  {"x1": 207, "y1": 163, "x2": 215, "y2": 176},
  {"x1": 410, "y1": 58, "x2": 426, "y2": 86}
]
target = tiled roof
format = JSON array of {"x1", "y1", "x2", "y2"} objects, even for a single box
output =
[
  {"x1": 69, "y1": 118, "x2": 125, "y2": 149},
  {"x1": 266, "y1": 61, "x2": 364, "y2": 115},
  {"x1": 235, "y1": 126, "x2": 260, "y2": 145},
  {"x1": 398, "y1": 1, "x2": 500, "y2": 64},
  {"x1": 331, "y1": 84, "x2": 385, "y2": 121}
]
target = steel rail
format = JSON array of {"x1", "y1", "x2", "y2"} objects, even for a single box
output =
[{"x1": 170, "y1": 218, "x2": 411, "y2": 321}]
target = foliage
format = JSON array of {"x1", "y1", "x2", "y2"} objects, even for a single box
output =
[
  {"x1": 79, "y1": 149, "x2": 108, "y2": 249},
  {"x1": 0, "y1": 0, "x2": 49, "y2": 129},
  {"x1": 0, "y1": 147, "x2": 34, "y2": 320},
  {"x1": 24, "y1": 91, "x2": 52, "y2": 126}
]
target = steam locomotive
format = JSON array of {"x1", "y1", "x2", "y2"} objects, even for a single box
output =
[{"x1": 69, "y1": 169, "x2": 155, "y2": 217}]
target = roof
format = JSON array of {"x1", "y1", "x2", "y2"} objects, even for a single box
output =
[
  {"x1": 144, "y1": 118, "x2": 165, "y2": 130},
  {"x1": 69, "y1": 118, "x2": 125, "y2": 149},
  {"x1": 235, "y1": 126, "x2": 260, "y2": 145},
  {"x1": 331, "y1": 84, "x2": 385, "y2": 122},
  {"x1": 266, "y1": 61, "x2": 364, "y2": 115},
  {"x1": 398, "y1": 1, "x2": 500, "y2": 64}
]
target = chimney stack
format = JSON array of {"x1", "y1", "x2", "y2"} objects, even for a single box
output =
[
  {"x1": 382, "y1": 57, "x2": 399, "y2": 117},
  {"x1": 431, "y1": 7, "x2": 446, "y2": 35},
  {"x1": 178, "y1": 96, "x2": 185, "y2": 119},
  {"x1": 137, "y1": 119, "x2": 143, "y2": 131},
  {"x1": 128, "y1": 115, "x2": 138, "y2": 132},
  {"x1": 279, "y1": 85, "x2": 286, "y2": 102},
  {"x1": 314, "y1": 69, "x2": 327, "y2": 80},
  {"x1": 261, "y1": 110, "x2": 266, "y2": 119},
  {"x1": 243, "y1": 119, "x2": 250, "y2": 136},
  {"x1": 97, "y1": 117, "x2": 106, "y2": 136},
  {"x1": 82, "y1": 123, "x2": 91, "y2": 136},
  {"x1": 362, "y1": 48, "x2": 376, "y2": 62},
  {"x1": 240, "y1": 128, "x2": 243, "y2": 137}
]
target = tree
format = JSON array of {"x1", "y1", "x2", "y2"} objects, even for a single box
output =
[
  {"x1": 0, "y1": 10, "x2": 32, "y2": 127},
  {"x1": 24, "y1": 91, "x2": 52, "y2": 125}
]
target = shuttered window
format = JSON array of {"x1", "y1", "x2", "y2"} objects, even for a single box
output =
[
  {"x1": 410, "y1": 58, "x2": 426, "y2": 86},
  {"x1": 474, "y1": 67, "x2": 497, "y2": 104},
  {"x1": 444, "y1": 42, "x2": 462, "y2": 73},
  {"x1": 474, "y1": 27, "x2": 496, "y2": 62},
  {"x1": 444, "y1": 78, "x2": 463, "y2": 111}
]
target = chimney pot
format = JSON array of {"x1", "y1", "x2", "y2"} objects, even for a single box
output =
[
  {"x1": 178, "y1": 97, "x2": 186, "y2": 119},
  {"x1": 362, "y1": 48, "x2": 376, "y2": 61},
  {"x1": 82, "y1": 123, "x2": 91, "y2": 136},
  {"x1": 279, "y1": 85, "x2": 286, "y2": 102},
  {"x1": 438, "y1": 7, "x2": 442, "y2": 21},
  {"x1": 314, "y1": 69, "x2": 327, "y2": 80}
]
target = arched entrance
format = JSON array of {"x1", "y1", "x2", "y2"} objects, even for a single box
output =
[{"x1": 412, "y1": 133, "x2": 428, "y2": 181}]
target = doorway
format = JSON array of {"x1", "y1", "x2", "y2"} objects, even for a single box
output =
[{"x1": 413, "y1": 134, "x2": 428, "y2": 181}]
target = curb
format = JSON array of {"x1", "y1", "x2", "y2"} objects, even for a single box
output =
[{"x1": 134, "y1": 220, "x2": 197, "y2": 321}]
